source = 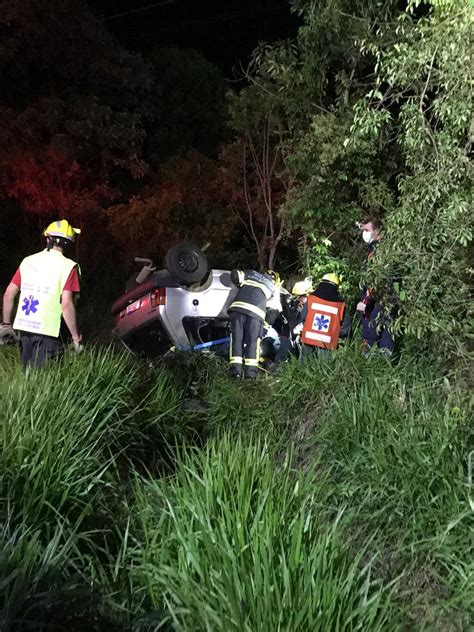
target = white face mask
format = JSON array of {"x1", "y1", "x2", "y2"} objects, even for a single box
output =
[{"x1": 362, "y1": 230, "x2": 373, "y2": 244}]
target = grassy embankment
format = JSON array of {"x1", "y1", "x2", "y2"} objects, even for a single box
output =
[{"x1": 0, "y1": 345, "x2": 472, "y2": 630}]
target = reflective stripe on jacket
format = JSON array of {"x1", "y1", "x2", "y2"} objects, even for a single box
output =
[
  {"x1": 13, "y1": 249, "x2": 77, "y2": 337},
  {"x1": 228, "y1": 270, "x2": 275, "y2": 323},
  {"x1": 301, "y1": 295, "x2": 345, "y2": 350}
]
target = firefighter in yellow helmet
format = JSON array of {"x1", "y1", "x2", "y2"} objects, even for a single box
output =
[
  {"x1": 0, "y1": 220, "x2": 83, "y2": 367},
  {"x1": 298, "y1": 273, "x2": 348, "y2": 359}
]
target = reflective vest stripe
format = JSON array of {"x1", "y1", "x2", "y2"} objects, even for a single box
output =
[
  {"x1": 308, "y1": 302, "x2": 338, "y2": 314},
  {"x1": 304, "y1": 331, "x2": 332, "y2": 343},
  {"x1": 242, "y1": 279, "x2": 272, "y2": 297},
  {"x1": 229, "y1": 301, "x2": 266, "y2": 320}
]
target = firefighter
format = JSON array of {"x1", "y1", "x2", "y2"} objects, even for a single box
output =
[
  {"x1": 299, "y1": 273, "x2": 347, "y2": 357},
  {"x1": 228, "y1": 269, "x2": 278, "y2": 379},
  {"x1": 0, "y1": 220, "x2": 83, "y2": 368},
  {"x1": 290, "y1": 277, "x2": 313, "y2": 329},
  {"x1": 356, "y1": 217, "x2": 394, "y2": 356}
]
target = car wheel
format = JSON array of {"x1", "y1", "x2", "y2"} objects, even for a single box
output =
[{"x1": 165, "y1": 242, "x2": 209, "y2": 286}]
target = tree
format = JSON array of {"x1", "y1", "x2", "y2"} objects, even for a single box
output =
[
  {"x1": 224, "y1": 84, "x2": 293, "y2": 271},
  {"x1": 0, "y1": 0, "x2": 153, "y2": 219},
  {"x1": 349, "y1": 0, "x2": 473, "y2": 355},
  {"x1": 225, "y1": 0, "x2": 402, "y2": 279},
  {"x1": 107, "y1": 151, "x2": 238, "y2": 266},
  {"x1": 144, "y1": 47, "x2": 229, "y2": 165}
]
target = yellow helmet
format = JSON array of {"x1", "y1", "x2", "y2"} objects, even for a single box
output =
[
  {"x1": 292, "y1": 277, "x2": 313, "y2": 296},
  {"x1": 322, "y1": 273, "x2": 341, "y2": 286},
  {"x1": 267, "y1": 270, "x2": 282, "y2": 288},
  {"x1": 44, "y1": 219, "x2": 81, "y2": 242}
]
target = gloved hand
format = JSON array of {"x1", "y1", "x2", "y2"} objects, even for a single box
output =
[
  {"x1": 72, "y1": 336, "x2": 84, "y2": 353},
  {"x1": 293, "y1": 323, "x2": 303, "y2": 335},
  {"x1": 0, "y1": 323, "x2": 17, "y2": 345},
  {"x1": 356, "y1": 301, "x2": 367, "y2": 313}
]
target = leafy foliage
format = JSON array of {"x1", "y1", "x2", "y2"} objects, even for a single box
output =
[
  {"x1": 229, "y1": 0, "x2": 402, "y2": 292},
  {"x1": 236, "y1": 0, "x2": 473, "y2": 356},
  {"x1": 349, "y1": 0, "x2": 473, "y2": 352},
  {"x1": 107, "y1": 151, "x2": 238, "y2": 265},
  {"x1": 0, "y1": 0, "x2": 152, "y2": 222},
  {"x1": 144, "y1": 47, "x2": 229, "y2": 165}
]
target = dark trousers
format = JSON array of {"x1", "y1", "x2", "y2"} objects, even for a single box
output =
[
  {"x1": 361, "y1": 303, "x2": 394, "y2": 353},
  {"x1": 229, "y1": 312, "x2": 263, "y2": 378},
  {"x1": 19, "y1": 332, "x2": 64, "y2": 368}
]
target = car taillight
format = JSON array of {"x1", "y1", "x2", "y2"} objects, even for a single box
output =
[{"x1": 150, "y1": 287, "x2": 166, "y2": 307}]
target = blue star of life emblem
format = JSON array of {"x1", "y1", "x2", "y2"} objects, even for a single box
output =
[
  {"x1": 22, "y1": 295, "x2": 39, "y2": 316},
  {"x1": 313, "y1": 313, "x2": 330, "y2": 331}
]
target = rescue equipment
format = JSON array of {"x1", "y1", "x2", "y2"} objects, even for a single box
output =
[{"x1": 301, "y1": 295, "x2": 345, "y2": 350}]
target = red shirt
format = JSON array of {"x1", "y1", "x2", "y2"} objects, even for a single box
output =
[{"x1": 11, "y1": 266, "x2": 81, "y2": 293}]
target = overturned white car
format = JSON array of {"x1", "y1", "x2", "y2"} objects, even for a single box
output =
[{"x1": 112, "y1": 242, "x2": 239, "y2": 357}]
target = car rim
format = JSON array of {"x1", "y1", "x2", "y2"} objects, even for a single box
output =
[{"x1": 178, "y1": 251, "x2": 199, "y2": 273}]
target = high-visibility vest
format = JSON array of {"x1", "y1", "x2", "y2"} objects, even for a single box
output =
[
  {"x1": 13, "y1": 249, "x2": 77, "y2": 337},
  {"x1": 301, "y1": 295, "x2": 345, "y2": 350}
]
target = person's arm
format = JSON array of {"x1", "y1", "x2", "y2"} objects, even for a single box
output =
[
  {"x1": 2, "y1": 282, "x2": 20, "y2": 324},
  {"x1": 230, "y1": 269, "x2": 245, "y2": 287},
  {"x1": 61, "y1": 290, "x2": 81, "y2": 344}
]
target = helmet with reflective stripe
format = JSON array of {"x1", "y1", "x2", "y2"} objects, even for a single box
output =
[
  {"x1": 322, "y1": 273, "x2": 341, "y2": 286},
  {"x1": 44, "y1": 219, "x2": 81, "y2": 242}
]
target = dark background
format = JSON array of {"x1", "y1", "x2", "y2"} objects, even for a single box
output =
[{"x1": 88, "y1": 0, "x2": 299, "y2": 74}]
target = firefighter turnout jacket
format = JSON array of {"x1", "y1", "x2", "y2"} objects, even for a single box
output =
[{"x1": 229, "y1": 270, "x2": 276, "y2": 322}]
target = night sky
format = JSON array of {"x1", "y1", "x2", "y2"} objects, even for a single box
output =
[{"x1": 88, "y1": 0, "x2": 300, "y2": 74}]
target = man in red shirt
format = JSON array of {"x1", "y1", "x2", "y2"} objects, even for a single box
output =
[{"x1": 0, "y1": 220, "x2": 83, "y2": 367}]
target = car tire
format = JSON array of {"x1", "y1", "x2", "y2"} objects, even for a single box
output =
[{"x1": 165, "y1": 242, "x2": 209, "y2": 286}]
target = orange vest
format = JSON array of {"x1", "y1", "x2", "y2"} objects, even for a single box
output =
[{"x1": 301, "y1": 296, "x2": 345, "y2": 350}]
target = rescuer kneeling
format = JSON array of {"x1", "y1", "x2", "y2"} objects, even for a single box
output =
[
  {"x1": 228, "y1": 269, "x2": 278, "y2": 379},
  {"x1": 0, "y1": 220, "x2": 83, "y2": 368}
]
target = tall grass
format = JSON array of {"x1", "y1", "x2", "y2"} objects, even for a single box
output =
[
  {"x1": 1, "y1": 349, "x2": 138, "y2": 529},
  {"x1": 174, "y1": 347, "x2": 473, "y2": 627},
  {"x1": 131, "y1": 435, "x2": 396, "y2": 631},
  {"x1": 0, "y1": 347, "x2": 184, "y2": 629},
  {"x1": 1, "y1": 343, "x2": 472, "y2": 629},
  {"x1": 0, "y1": 517, "x2": 94, "y2": 631}
]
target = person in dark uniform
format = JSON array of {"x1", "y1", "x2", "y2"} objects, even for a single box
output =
[
  {"x1": 356, "y1": 217, "x2": 394, "y2": 356},
  {"x1": 228, "y1": 269, "x2": 277, "y2": 379}
]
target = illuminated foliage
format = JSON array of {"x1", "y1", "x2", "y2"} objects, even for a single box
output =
[
  {"x1": 0, "y1": 0, "x2": 152, "y2": 220},
  {"x1": 107, "y1": 151, "x2": 238, "y2": 264}
]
